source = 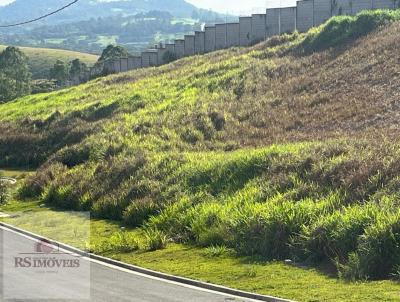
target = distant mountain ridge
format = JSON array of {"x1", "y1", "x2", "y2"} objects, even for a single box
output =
[{"x1": 0, "y1": 0, "x2": 202, "y2": 25}]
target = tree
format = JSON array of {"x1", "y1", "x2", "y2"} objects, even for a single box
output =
[
  {"x1": 0, "y1": 46, "x2": 31, "y2": 103},
  {"x1": 69, "y1": 59, "x2": 88, "y2": 83},
  {"x1": 98, "y1": 44, "x2": 129, "y2": 62},
  {"x1": 49, "y1": 60, "x2": 68, "y2": 86}
]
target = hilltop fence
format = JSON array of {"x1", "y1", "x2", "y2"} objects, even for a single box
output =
[{"x1": 92, "y1": 0, "x2": 400, "y2": 77}]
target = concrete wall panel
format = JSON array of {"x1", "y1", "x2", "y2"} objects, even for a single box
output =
[
  {"x1": 314, "y1": 0, "x2": 332, "y2": 25},
  {"x1": 280, "y1": 7, "x2": 297, "y2": 34},
  {"x1": 174, "y1": 39, "x2": 185, "y2": 59},
  {"x1": 372, "y1": 0, "x2": 395, "y2": 9},
  {"x1": 266, "y1": 8, "x2": 280, "y2": 37},
  {"x1": 239, "y1": 17, "x2": 252, "y2": 46},
  {"x1": 332, "y1": 0, "x2": 352, "y2": 15},
  {"x1": 215, "y1": 23, "x2": 227, "y2": 49},
  {"x1": 141, "y1": 52, "x2": 150, "y2": 68},
  {"x1": 113, "y1": 60, "x2": 121, "y2": 73},
  {"x1": 226, "y1": 23, "x2": 240, "y2": 47},
  {"x1": 204, "y1": 26, "x2": 216, "y2": 53},
  {"x1": 120, "y1": 58, "x2": 128, "y2": 72},
  {"x1": 157, "y1": 48, "x2": 168, "y2": 65},
  {"x1": 128, "y1": 56, "x2": 141, "y2": 70},
  {"x1": 195, "y1": 31, "x2": 205, "y2": 54},
  {"x1": 165, "y1": 43, "x2": 176, "y2": 58},
  {"x1": 351, "y1": 0, "x2": 373, "y2": 14},
  {"x1": 149, "y1": 52, "x2": 158, "y2": 66},
  {"x1": 296, "y1": 0, "x2": 314, "y2": 32},
  {"x1": 184, "y1": 35, "x2": 195, "y2": 56},
  {"x1": 251, "y1": 14, "x2": 267, "y2": 42}
]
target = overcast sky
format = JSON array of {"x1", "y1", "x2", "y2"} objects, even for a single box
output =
[{"x1": 0, "y1": 0, "x2": 296, "y2": 14}]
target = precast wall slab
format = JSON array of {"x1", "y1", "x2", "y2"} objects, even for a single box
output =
[
  {"x1": 280, "y1": 7, "x2": 297, "y2": 34},
  {"x1": 226, "y1": 23, "x2": 240, "y2": 47},
  {"x1": 372, "y1": 0, "x2": 395, "y2": 9},
  {"x1": 239, "y1": 17, "x2": 252, "y2": 46},
  {"x1": 215, "y1": 23, "x2": 227, "y2": 49},
  {"x1": 332, "y1": 0, "x2": 352, "y2": 15},
  {"x1": 120, "y1": 58, "x2": 128, "y2": 72},
  {"x1": 296, "y1": 0, "x2": 314, "y2": 32},
  {"x1": 174, "y1": 40, "x2": 185, "y2": 59},
  {"x1": 157, "y1": 48, "x2": 168, "y2": 65},
  {"x1": 184, "y1": 35, "x2": 195, "y2": 56},
  {"x1": 266, "y1": 8, "x2": 280, "y2": 37},
  {"x1": 314, "y1": 0, "x2": 332, "y2": 25},
  {"x1": 141, "y1": 52, "x2": 151, "y2": 68},
  {"x1": 128, "y1": 56, "x2": 142, "y2": 70},
  {"x1": 194, "y1": 31, "x2": 205, "y2": 54},
  {"x1": 351, "y1": 0, "x2": 373, "y2": 13},
  {"x1": 205, "y1": 26, "x2": 216, "y2": 52},
  {"x1": 165, "y1": 43, "x2": 176, "y2": 58},
  {"x1": 149, "y1": 51, "x2": 158, "y2": 66},
  {"x1": 113, "y1": 60, "x2": 121, "y2": 73},
  {"x1": 251, "y1": 14, "x2": 267, "y2": 42}
]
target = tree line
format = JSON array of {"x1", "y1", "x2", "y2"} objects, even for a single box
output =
[{"x1": 0, "y1": 44, "x2": 133, "y2": 103}]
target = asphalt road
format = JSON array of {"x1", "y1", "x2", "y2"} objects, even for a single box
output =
[{"x1": 0, "y1": 226, "x2": 259, "y2": 302}]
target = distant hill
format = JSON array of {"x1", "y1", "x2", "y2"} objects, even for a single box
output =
[
  {"x1": 0, "y1": 0, "x2": 209, "y2": 26},
  {"x1": 0, "y1": 0, "x2": 228, "y2": 55},
  {"x1": 0, "y1": 45, "x2": 98, "y2": 79}
]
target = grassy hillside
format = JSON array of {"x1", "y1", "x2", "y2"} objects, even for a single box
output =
[
  {"x1": 0, "y1": 45, "x2": 98, "y2": 79},
  {"x1": 2, "y1": 9, "x2": 400, "y2": 287}
]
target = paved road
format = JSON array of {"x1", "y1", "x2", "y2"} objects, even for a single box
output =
[{"x1": 0, "y1": 226, "x2": 258, "y2": 302}]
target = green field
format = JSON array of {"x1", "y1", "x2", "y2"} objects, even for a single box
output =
[
  {"x1": 1, "y1": 10, "x2": 400, "y2": 301},
  {"x1": 0, "y1": 45, "x2": 99, "y2": 79}
]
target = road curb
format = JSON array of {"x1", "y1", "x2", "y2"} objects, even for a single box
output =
[{"x1": 0, "y1": 221, "x2": 295, "y2": 302}]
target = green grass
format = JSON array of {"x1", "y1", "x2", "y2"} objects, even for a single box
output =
[
  {"x1": 1, "y1": 200, "x2": 399, "y2": 302},
  {"x1": 0, "y1": 45, "x2": 98, "y2": 79}
]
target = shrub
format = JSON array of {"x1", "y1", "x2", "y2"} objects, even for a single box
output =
[
  {"x1": 144, "y1": 228, "x2": 168, "y2": 251},
  {"x1": 123, "y1": 198, "x2": 159, "y2": 227},
  {"x1": 0, "y1": 181, "x2": 9, "y2": 204},
  {"x1": 340, "y1": 212, "x2": 400, "y2": 280},
  {"x1": 203, "y1": 245, "x2": 234, "y2": 258},
  {"x1": 300, "y1": 204, "x2": 379, "y2": 263}
]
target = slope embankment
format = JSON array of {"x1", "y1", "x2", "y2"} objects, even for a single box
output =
[{"x1": 1, "y1": 11, "x2": 400, "y2": 281}]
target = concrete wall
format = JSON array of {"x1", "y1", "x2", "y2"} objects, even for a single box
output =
[
  {"x1": 332, "y1": 0, "x2": 352, "y2": 15},
  {"x1": 174, "y1": 39, "x2": 185, "y2": 59},
  {"x1": 165, "y1": 43, "x2": 176, "y2": 58},
  {"x1": 113, "y1": 60, "x2": 121, "y2": 73},
  {"x1": 297, "y1": 0, "x2": 314, "y2": 32},
  {"x1": 239, "y1": 17, "x2": 252, "y2": 46},
  {"x1": 157, "y1": 48, "x2": 168, "y2": 65},
  {"x1": 226, "y1": 23, "x2": 240, "y2": 48},
  {"x1": 184, "y1": 35, "x2": 195, "y2": 56},
  {"x1": 314, "y1": 0, "x2": 332, "y2": 26},
  {"x1": 120, "y1": 57, "x2": 128, "y2": 72},
  {"x1": 84, "y1": 0, "x2": 400, "y2": 83},
  {"x1": 280, "y1": 7, "x2": 297, "y2": 34},
  {"x1": 128, "y1": 56, "x2": 142, "y2": 70},
  {"x1": 142, "y1": 51, "x2": 158, "y2": 67},
  {"x1": 251, "y1": 14, "x2": 267, "y2": 42},
  {"x1": 266, "y1": 8, "x2": 280, "y2": 37},
  {"x1": 372, "y1": 0, "x2": 395, "y2": 9},
  {"x1": 215, "y1": 23, "x2": 227, "y2": 50},
  {"x1": 195, "y1": 31, "x2": 205, "y2": 54},
  {"x1": 204, "y1": 26, "x2": 216, "y2": 53},
  {"x1": 352, "y1": 0, "x2": 373, "y2": 14},
  {"x1": 141, "y1": 52, "x2": 151, "y2": 68}
]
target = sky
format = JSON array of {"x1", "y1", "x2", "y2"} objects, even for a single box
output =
[{"x1": 0, "y1": 0, "x2": 297, "y2": 14}]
